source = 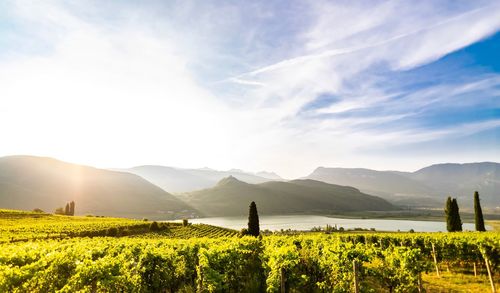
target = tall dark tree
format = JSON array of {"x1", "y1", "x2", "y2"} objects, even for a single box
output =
[
  {"x1": 445, "y1": 197, "x2": 453, "y2": 232},
  {"x1": 474, "y1": 191, "x2": 486, "y2": 231},
  {"x1": 69, "y1": 201, "x2": 75, "y2": 216},
  {"x1": 247, "y1": 201, "x2": 260, "y2": 237},
  {"x1": 451, "y1": 198, "x2": 462, "y2": 232},
  {"x1": 64, "y1": 203, "x2": 70, "y2": 215}
]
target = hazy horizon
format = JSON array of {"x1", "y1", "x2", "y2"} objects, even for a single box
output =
[{"x1": 1, "y1": 1, "x2": 499, "y2": 178}]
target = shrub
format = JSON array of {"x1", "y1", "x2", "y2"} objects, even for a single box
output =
[
  {"x1": 106, "y1": 227, "x2": 118, "y2": 237},
  {"x1": 149, "y1": 221, "x2": 160, "y2": 231}
]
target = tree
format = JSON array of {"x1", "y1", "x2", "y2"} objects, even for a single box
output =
[
  {"x1": 247, "y1": 201, "x2": 260, "y2": 236},
  {"x1": 149, "y1": 221, "x2": 160, "y2": 231},
  {"x1": 474, "y1": 191, "x2": 486, "y2": 231},
  {"x1": 451, "y1": 198, "x2": 462, "y2": 232},
  {"x1": 64, "y1": 203, "x2": 70, "y2": 215},
  {"x1": 69, "y1": 201, "x2": 75, "y2": 216},
  {"x1": 54, "y1": 207, "x2": 65, "y2": 215},
  {"x1": 445, "y1": 197, "x2": 462, "y2": 232},
  {"x1": 445, "y1": 197, "x2": 453, "y2": 232}
]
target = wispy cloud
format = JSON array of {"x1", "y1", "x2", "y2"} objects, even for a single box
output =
[{"x1": 0, "y1": 0, "x2": 499, "y2": 177}]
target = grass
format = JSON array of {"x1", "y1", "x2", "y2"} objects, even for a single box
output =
[{"x1": 423, "y1": 271, "x2": 498, "y2": 292}]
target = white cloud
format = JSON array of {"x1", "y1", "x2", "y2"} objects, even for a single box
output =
[
  {"x1": 0, "y1": 0, "x2": 499, "y2": 178},
  {"x1": 219, "y1": 1, "x2": 500, "y2": 176}
]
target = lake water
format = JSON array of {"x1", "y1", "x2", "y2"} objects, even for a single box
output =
[{"x1": 187, "y1": 215, "x2": 482, "y2": 232}]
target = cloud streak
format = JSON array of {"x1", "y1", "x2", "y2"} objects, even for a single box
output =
[{"x1": 0, "y1": 0, "x2": 499, "y2": 178}]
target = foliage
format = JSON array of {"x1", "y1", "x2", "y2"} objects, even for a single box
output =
[
  {"x1": 0, "y1": 209, "x2": 499, "y2": 291},
  {"x1": 451, "y1": 198, "x2": 462, "y2": 232},
  {"x1": 445, "y1": 197, "x2": 462, "y2": 232},
  {"x1": 474, "y1": 191, "x2": 486, "y2": 232},
  {"x1": 54, "y1": 207, "x2": 65, "y2": 215},
  {"x1": 248, "y1": 201, "x2": 260, "y2": 237},
  {"x1": 0, "y1": 209, "x2": 236, "y2": 242}
]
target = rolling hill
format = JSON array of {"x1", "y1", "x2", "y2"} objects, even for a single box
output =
[
  {"x1": 0, "y1": 156, "x2": 197, "y2": 219},
  {"x1": 179, "y1": 176, "x2": 395, "y2": 216},
  {"x1": 123, "y1": 165, "x2": 280, "y2": 193}
]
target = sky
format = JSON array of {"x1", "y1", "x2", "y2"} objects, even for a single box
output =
[{"x1": 0, "y1": 0, "x2": 499, "y2": 179}]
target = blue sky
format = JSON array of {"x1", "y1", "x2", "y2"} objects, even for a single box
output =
[{"x1": 0, "y1": 0, "x2": 498, "y2": 178}]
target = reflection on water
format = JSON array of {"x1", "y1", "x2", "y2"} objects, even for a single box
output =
[{"x1": 185, "y1": 215, "x2": 482, "y2": 232}]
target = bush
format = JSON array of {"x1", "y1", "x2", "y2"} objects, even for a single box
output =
[
  {"x1": 240, "y1": 228, "x2": 248, "y2": 236},
  {"x1": 106, "y1": 227, "x2": 118, "y2": 237},
  {"x1": 182, "y1": 219, "x2": 188, "y2": 227},
  {"x1": 149, "y1": 221, "x2": 160, "y2": 232}
]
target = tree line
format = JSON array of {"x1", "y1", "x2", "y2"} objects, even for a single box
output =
[
  {"x1": 54, "y1": 201, "x2": 75, "y2": 216},
  {"x1": 445, "y1": 191, "x2": 486, "y2": 232}
]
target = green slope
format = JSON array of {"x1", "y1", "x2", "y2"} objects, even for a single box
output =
[{"x1": 181, "y1": 176, "x2": 395, "y2": 216}]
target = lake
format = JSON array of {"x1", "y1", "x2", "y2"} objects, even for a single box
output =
[{"x1": 187, "y1": 215, "x2": 482, "y2": 232}]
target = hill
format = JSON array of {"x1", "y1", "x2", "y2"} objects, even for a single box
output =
[
  {"x1": 0, "y1": 156, "x2": 197, "y2": 219},
  {"x1": 305, "y1": 162, "x2": 499, "y2": 208},
  {"x1": 124, "y1": 165, "x2": 279, "y2": 193},
  {"x1": 180, "y1": 176, "x2": 395, "y2": 216}
]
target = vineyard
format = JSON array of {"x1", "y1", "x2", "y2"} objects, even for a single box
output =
[
  {"x1": 0, "y1": 209, "x2": 237, "y2": 242},
  {"x1": 0, "y1": 209, "x2": 499, "y2": 292}
]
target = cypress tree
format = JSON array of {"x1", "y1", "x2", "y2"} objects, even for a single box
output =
[
  {"x1": 451, "y1": 198, "x2": 462, "y2": 232},
  {"x1": 445, "y1": 197, "x2": 453, "y2": 232},
  {"x1": 474, "y1": 191, "x2": 486, "y2": 231},
  {"x1": 64, "y1": 203, "x2": 70, "y2": 215},
  {"x1": 69, "y1": 201, "x2": 75, "y2": 216},
  {"x1": 248, "y1": 201, "x2": 260, "y2": 236}
]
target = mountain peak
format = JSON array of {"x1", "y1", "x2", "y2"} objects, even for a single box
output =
[{"x1": 216, "y1": 175, "x2": 244, "y2": 186}]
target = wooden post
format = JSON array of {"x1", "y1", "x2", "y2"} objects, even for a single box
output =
[
  {"x1": 418, "y1": 272, "x2": 423, "y2": 293},
  {"x1": 280, "y1": 268, "x2": 286, "y2": 293},
  {"x1": 474, "y1": 262, "x2": 477, "y2": 277},
  {"x1": 353, "y1": 260, "x2": 360, "y2": 293},
  {"x1": 91, "y1": 279, "x2": 97, "y2": 293},
  {"x1": 484, "y1": 256, "x2": 496, "y2": 293},
  {"x1": 431, "y1": 243, "x2": 440, "y2": 277}
]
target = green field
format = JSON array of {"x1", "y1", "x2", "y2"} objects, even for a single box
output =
[
  {"x1": 1, "y1": 209, "x2": 499, "y2": 292},
  {"x1": 0, "y1": 209, "x2": 237, "y2": 242}
]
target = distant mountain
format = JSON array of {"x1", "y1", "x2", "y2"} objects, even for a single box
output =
[
  {"x1": 409, "y1": 162, "x2": 499, "y2": 206},
  {"x1": 179, "y1": 176, "x2": 395, "y2": 216},
  {"x1": 0, "y1": 156, "x2": 197, "y2": 219},
  {"x1": 124, "y1": 165, "x2": 279, "y2": 193},
  {"x1": 305, "y1": 162, "x2": 500, "y2": 208},
  {"x1": 256, "y1": 171, "x2": 283, "y2": 180}
]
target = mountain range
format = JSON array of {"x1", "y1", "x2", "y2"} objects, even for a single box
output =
[
  {"x1": 122, "y1": 165, "x2": 281, "y2": 193},
  {"x1": 305, "y1": 162, "x2": 500, "y2": 208},
  {"x1": 0, "y1": 155, "x2": 497, "y2": 219}
]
